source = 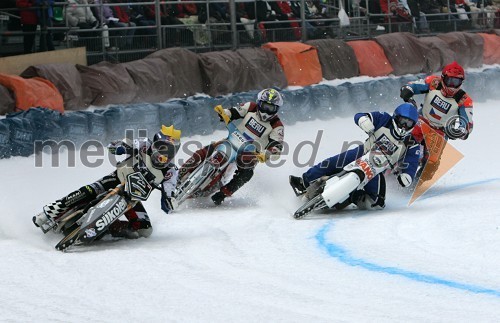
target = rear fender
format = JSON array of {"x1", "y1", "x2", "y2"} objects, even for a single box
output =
[
  {"x1": 322, "y1": 172, "x2": 361, "y2": 208},
  {"x1": 78, "y1": 193, "x2": 132, "y2": 244}
]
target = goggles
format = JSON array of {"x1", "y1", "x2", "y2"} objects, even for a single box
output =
[
  {"x1": 395, "y1": 116, "x2": 415, "y2": 130},
  {"x1": 259, "y1": 101, "x2": 279, "y2": 114},
  {"x1": 151, "y1": 141, "x2": 176, "y2": 166},
  {"x1": 443, "y1": 76, "x2": 463, "y2": 88},
  {"x1": 152, "y1": 152, "x2": 169, "y2": 165}
]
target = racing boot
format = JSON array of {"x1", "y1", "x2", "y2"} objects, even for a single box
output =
[
  {"x1": 289, "y1": 175, "x2": 307, "y2": 196},
  {"x1": 33, "y1": 186, "x2": 99, "y2": 233},
  {"x1": 33, "y1": 199, "x2": 69, "y2": 233},
  {"x1": 211, "y1": 168, "x2": 254, "y2": 205},
  {"x1": 126, "y1": 207, "x2": 153, "y2": 238},
  {"x1": 211, "y1": 191, "x2": 227, "y2": 205}
]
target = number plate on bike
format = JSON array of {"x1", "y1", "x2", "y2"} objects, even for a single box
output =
[{"x1": 126, "y1": 172, "x2": 153, "y2": 201}]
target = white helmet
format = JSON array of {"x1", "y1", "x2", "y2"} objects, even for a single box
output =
[{"x1": 256, "y1": 88, "x2": 283, "y2": 122}]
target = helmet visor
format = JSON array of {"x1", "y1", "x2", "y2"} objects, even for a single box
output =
[
  {"x1": 443, "y1": 76, "x2": 463, "y2": 88},
  {"x1": 151, "y1": 141, "x2": 176, "y2": 168},
  {"x1": 259, "y1": 101, "x2": 279, "y2": 114},
  {"x1": 395, "y1": 116, "x2": 416, "y2": 130}
]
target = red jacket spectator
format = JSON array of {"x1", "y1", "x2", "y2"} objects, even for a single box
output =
[
  {"x1": 16, "y1": 0, "x2": 38, "y2": 25},
  {"x1": 379, "y1": 0, "x2": 412, "y2": 22},
  {"x1": 176, "y1": 0, "x2": 197, "y2": 18},
  {"x1": 113, "y1": 5, "x2": 131, "y2": 23}
]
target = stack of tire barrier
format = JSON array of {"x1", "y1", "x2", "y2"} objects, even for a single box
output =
[{"x1": 0, "y1": 31, "x2": 499, "y2": 159}]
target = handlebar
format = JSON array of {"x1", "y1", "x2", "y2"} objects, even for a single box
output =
[
  {"x1": 407, "y1": 98, "x2": 418, "y2": 109},
  {"x1": 214, "y1": 105, "x2": 230, "y2": 125}
]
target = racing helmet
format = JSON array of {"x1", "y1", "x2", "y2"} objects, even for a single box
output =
[
  {"x1": 256, "y1": 88, "x2": 283, "y2": 122},
  {"x1": 392, "y1": 103, "x2": 419, "y2": 138},
  {"x1": 150, "y1": 125, "x2": 181, "y2": 169},
  {"x1": 441, "y1": 61, "x2": 465, "y2": 97}
]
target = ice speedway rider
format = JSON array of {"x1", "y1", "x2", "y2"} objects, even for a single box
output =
[
  {"x1": 400, "y1": 61, "x2": 474, "y2": 181},
  {"x1": 33, "y1": 125, "x2": 182, "y2": 239},
  {"x1": 289, "y1": 103, "x2": 421, "y2": 210},
  {"x1": 178, "y1": 88, "x2": 285, "y2": 205}
]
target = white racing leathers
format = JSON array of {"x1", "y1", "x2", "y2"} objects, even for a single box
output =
[
  {"x1": 115, "y1": 138, "x2": 178, "y2": 197},
  {"x1": 224, "y1": 102, "x2": 285, "y2": 159}
]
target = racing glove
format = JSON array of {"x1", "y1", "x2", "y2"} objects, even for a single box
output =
[
  {"x1": 161, "y1": 191, "x2": 176, "y2": 214},
  {"x1": 107, "y1": 141, "x2": 132, "y2": 155},
  {"x1": 397, "y1": 173, "x2": 412, "y2": 187},
  {"x1": 357, "y1": 115, "x2": 375, "y2": 134},
  {"x1": 400, "y1": 85, "x2": 414, "y2": 102},
  {"x1": 258, "y1": 145, "x2": 282, "y2": 163}
]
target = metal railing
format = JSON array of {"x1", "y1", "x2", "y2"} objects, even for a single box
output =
[{"x1": 1, "y1": 0, "x2": 498, "y2": 62}]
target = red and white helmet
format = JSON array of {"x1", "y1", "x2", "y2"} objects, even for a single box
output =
[{"x1": 440, "y1": 61, "x2": 465, "y2": 97}]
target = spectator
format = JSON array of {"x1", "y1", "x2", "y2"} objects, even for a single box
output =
[
  {"x1": 16, "y1": 0, "x2": 38, "y2": 53},
  {"x1": 289, "y1": 0, "x2": 322, "y2": 38},
  {"x1": 65, "y1": 0, "x2": 98, "y2": 28},
  {"x1": 91, "y1": 0, "x2": 116, "y2": 26},
  {"x1": 451, "y1": 0, "x2": 473, "y2": 23},
  {"x1": 35, "y1": 0, "x2": 55, "y2": 51},
  {"x1": 91, "y1": 0, "x2": 133, "y2": 49},
  {"x1": 379, "y1": 0, "x2": 413, "y2": 31},
  {"x1": 236, "y1": 3, "x2": 257, "y2": 41},
  {"x1": 64, "y1": 0, "x2": 100, "y2": 50},
  {"x1": 155, "y1": 2, "x2": 188, "y2": 46},
  {"x1": 16, "y1": 0, "x2": 55, "y2": 53},
  {"x1": 465, "y1": 0, "x2": 485, "y2": 28},
  {"x1": 111, "y1": 0, "x2": 136, "y2": 48},
  {"x1": 358, "y1": 0, "x2": 386, "y2": 26},
  {"x1": 252, "y1": 0, "x2": 296, "y2": 41},
  {"x1": 198, "y1": 2, "x2": 229, "y2": 44},
  {"x1": 469, "y1": 0, "x2": 499, "y2": 28},
  {"x1": 305, "y1": 0, "x2": 333, "y2": 37},
  {"x1": 175, "y1": 0, "x2": 210, "y2": 46},
  {"x1": 129, "y1": 1, "x2": 156, "y2": 35},
  {"x1": 408, "y1": 0, "x2": 430, "y2": 32}
]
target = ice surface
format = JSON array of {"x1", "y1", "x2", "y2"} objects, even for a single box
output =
[{"x1": 0, "y1": 99, "x2": 498, "y2": 322}]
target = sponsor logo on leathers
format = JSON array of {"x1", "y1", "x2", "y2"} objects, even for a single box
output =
[
  {"x1": 245, "y1": 117, "x2": 266, "y2": 137},
  {"x1": 431, "y1": 95, "x2": 452, "y2": 114},
  {"x1": 66, "y1": 191, "x2": 84, "y2": 205},
  {"x1": 377, "y1": 134, "x2": 398, "y2": 155}
]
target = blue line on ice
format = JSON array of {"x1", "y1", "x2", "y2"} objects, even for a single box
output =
[
  {"x1": 316, "y1": 222, "x2": 500, "y2": 298},
  {"x1": 419, "y1": 178, "x2": 500, "y2": 201}
]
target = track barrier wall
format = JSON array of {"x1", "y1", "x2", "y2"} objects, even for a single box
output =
[
  {"x1": 0, "y1": 31, "x2": 499, "y2": 159},
  {"x1": 1, "y1": 67, "x2": 499, "y2": 159}
]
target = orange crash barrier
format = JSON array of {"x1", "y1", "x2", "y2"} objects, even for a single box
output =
[
  {"x1": 347, "y1": 40, "x2": 394, "y2": 77},
  {"x1": 0, "y1": 73, "x2": 64, "y2": 113},
  {"x1": 478, "y1": 33, "x2": 500, "y2": 65},
  {"x1": 262, "y1": 42, "x2": 322, "y2": 87}
]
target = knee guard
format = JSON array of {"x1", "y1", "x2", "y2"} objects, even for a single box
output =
[{"x1": 222, "y1": 168, "x2": 254, "y2": 196}]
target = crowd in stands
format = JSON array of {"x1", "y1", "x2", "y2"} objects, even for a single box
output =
[
  {"x1": 6, "y1": 0, "x2": 500, "y2": 55},
  {"x1": 357, "y1": 0, "x2": 500, "y2": 33}
]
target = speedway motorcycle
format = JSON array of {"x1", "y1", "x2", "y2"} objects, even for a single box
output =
[
  {"x1": 293, "y1": 140, "x2": 395, "y2": 219},
  {"x1": 174, "y1": 105, "x2": 263, "y2": 206},
  {"x1": 46, "y1": 171, "x2": 154, "y2": 251}
]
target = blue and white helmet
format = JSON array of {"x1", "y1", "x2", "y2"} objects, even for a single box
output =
[
  {"x1": 256, "y1": 88, "x2": 283, "y2": 122},
  {"x1": 392, "y1": 103, "x2": 418, "y2": 138}
]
